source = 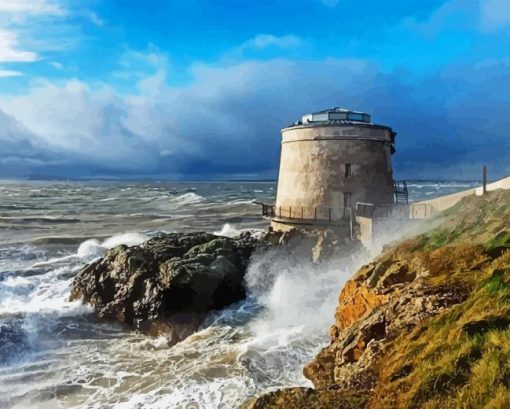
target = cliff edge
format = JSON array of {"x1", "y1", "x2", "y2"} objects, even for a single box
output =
[{"x1": 249, "y1": 189, "x2": 510, "y2": 409}]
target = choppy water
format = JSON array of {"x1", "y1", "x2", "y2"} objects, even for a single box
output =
[{"x1": 0, "y1": 179, "x2": 480, "y2": 409}]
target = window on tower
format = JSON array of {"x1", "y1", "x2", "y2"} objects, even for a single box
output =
[{"x1": 345, "y1": 163, "x2": 352, "y2": 178}]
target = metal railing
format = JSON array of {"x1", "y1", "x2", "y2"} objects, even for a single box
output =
[{"x1": 256, "y1": 202, "x2": 351, "y2": 223}]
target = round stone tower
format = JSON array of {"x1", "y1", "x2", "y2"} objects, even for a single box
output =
[{"x1": 269, "y1": 107, "x2": 398, "y2": 232}]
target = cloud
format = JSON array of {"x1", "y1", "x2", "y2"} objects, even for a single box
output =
[
  {"x1": 241, "y1": 34, "x2": 302, "y2": 50},
  {"x1": 1, "y1": 0, "x2": 510, "y2": 180},
  {"x1": 0, "y1": 30, "x2": 37, "y2": 62},
  {"x1": 0, "y1": 58, "x2": 373, "y2": 177},
  {"x1": 480, "y1": 0, "x2": 510, "y2": 30},
  {"x1": 0, "y1": 0, "x2": 63, "y2": 15},
  {"x1": 0, "y1": 69, "x2": 22, "y2": 77},
  {"x1": 0, "y1": 0, "x2": 72, "y2": 77},
  {"x1": 80, "y1": 10, "x2": 103, "y2": 26},
  {"x1": 48, "y1": 61, "x2": 63, "y2": 70},
  {"x1": 1, "y1": 51, "x2": 510, "y2": 180},
  {"x1": 226, "y1": 34, "x2": 305, "y2": 63}
]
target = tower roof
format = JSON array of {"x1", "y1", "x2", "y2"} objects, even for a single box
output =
[{"x1": 297, "y1": 107, "x2": 372, "y2": 126}]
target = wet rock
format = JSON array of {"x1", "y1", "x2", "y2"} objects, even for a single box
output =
[
  {"x1": 260, "y1": 227, "x2": 363, "y2": 263},
  {"x1": 70, "y1": 231, "x2": 264, "y2": 344}
]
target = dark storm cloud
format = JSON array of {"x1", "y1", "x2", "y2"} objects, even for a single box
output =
[{"x1": 0, "y1": 56, "x2": 509, "y2": 179}]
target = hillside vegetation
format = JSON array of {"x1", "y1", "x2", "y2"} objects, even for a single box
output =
[{"x1": 249, "y1": 189, "x2": 510, "y2": 409}]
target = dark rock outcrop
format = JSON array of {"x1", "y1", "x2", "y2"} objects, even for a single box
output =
[
  {"x1": 70, "y1": 232, "x2": 264, "y2": 344},
  {"x1": 260, "y1": 227, "x2": 363, "y2": 263}
]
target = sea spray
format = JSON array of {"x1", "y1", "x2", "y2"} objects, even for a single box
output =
[
  {"x1": 3, "y1": 229, "x2": 383, "y2": 407},
  {"x1": 0, "y1": 232, "x2": 149, "y2": 369},
  {"x1": 231, "y1": 245, "x2": 364, "y2": 394},
  {"x1": 213, "y1": 223, "x2": 242, "y2": 238},
  {"x1": 213, "y1": 223, "x2": 265, "y2": 239}
]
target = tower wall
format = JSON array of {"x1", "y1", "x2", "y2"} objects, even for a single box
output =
[{"x1": 272, "y1": 123, "x2": 395, "y2": 230}]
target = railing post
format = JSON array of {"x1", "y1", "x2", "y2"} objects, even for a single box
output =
[
  {"x1": 314, "y1": 208, "x2": 317, "y2": 221},
  {"x1": 328, "y1": 208, "x2": 331, "y2": 222},
  {"x1": 279, "y1": 206, "x2": 281, "y2": 219},
  {"x1": 289, "y1": 206, "x2": 292, "y2": 220},
  {"x1": 301, "y1": 207, "x2": 303, "y2": 219}
]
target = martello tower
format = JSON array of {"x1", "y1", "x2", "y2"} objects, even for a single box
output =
[{"x1": 262, "y1": 107, "x2": 404, "y2": 233}]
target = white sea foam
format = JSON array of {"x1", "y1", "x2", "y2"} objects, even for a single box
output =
[
  {"x1": 2, "y1": 232, "x2": 149, "y2": 320},
  {"x1": 0, "y1": 266, "x2": 88, "y2": 317},
  {"x1": 108, "y1": 377, "x2": 255, "y2": 409},
  {"x1": 170, "y1": 192, "x2": 206, "y2": 205},
  {"x1": 101, "y1": 232, "x2": 149, "y2": 249},
  {"x1": 214, "y1": 223, "x2": 242, "y2": 237},
  {"x1": 227, "y1": 199, "x2": 256, "y2": 205},
  {"x1": 28, "y1": 233, "x2": 149, "y2": 268},
  {"x1": 76, "y1": 238, "x2": 104, "y2": 259},
  {"x1": 1, "y1": 235, "x2": 358, "y2": 408},
  {"x1": 214, "y1": 223, "x2": 265, "y2": 239},
  {"x1": 2, "y1": 275, "x2": 32, "y2": 288}
]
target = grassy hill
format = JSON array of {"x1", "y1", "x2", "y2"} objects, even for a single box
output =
[{"x1": 248, "y1": 190, "x2": 510, "y2": 409}]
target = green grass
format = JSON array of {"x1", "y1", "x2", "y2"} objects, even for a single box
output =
[
  {"x1": 374, "y1": 255, "x2": 510, "y2": 409},
  {"x1": 368, "y1": 191, "x2": 510, "y2": 409}
]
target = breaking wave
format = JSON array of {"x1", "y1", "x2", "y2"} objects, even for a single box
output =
[
  {"x1": 0, "y1": 232, "x2": 151, "y2": 369},
  {"x1": 170, "y1": 192, "x2": 207, "y2": 206},
  {"x1": 0, "y1": 227, "x2": 360, "y2": 408}
]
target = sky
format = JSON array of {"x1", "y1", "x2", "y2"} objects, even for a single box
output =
[{"x1": 0, "y1": 0, "x2": 509, "y2": 180}]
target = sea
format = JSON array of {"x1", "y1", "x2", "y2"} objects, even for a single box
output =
[{"x1": 0, "y1": 179, "x2": 480, "y2": 409}]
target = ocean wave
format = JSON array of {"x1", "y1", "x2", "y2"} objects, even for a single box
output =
[
  {"x1": 213, "y1": 223, "x2": 265, "y2": 239},
  {"x1": 0, "y1": 231, "x2": 153, "y2": 368},
  {"x1": 0, "y1": 215, "x2": 81, "y2": 224},
  {"x1": 101, "y1": 232, "x2": 149, "y2": 249},
  {"x1": 0, "y1": 265, "x2": 88, "y2": 317},
  {"x1": 213, "y1": 223, "x2": 242, "y2": 237},
  {"x1": 227, "y1": 199, "x2": 257, "y2": 205},
  {"x1": 29, "y1": 232, "x2": 150, "y2": 267},
  {"x1": 170, "y1": 192, "x2": 206, "y2": 206}
]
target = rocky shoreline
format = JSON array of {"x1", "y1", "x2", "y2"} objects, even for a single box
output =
[
  {"x1": 70, "y1": 190, "x2": 510, "y2": 408},
  {"x1": 249, "y1": 190, "x2": 510, "y2": 408},
  {"x1": 70, "y1": 227, "x2": 355, "y2": 345},
  {"x1": 70, "y1": 232, "x2": 265, "y2": 344}
]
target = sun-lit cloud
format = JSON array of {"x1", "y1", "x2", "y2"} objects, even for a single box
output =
[
  {"x1": 0, "y1": 0, "x2": 64, "y2": 15},
  {"x1": 1, "y1": 49, "x2": 510, "y2": 179},
  {"x1": 0, "y1": 69, "x2": 22, "y2": 77},
  {"x1": 241, "y1": 34, "x2": 302, "y2": 50},
  {"x1": 0, "y1": 30, "x2": 37, "y2": 62}
]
